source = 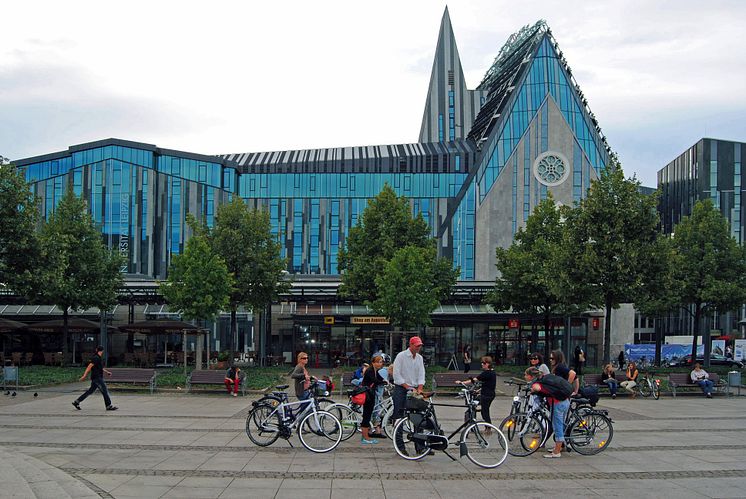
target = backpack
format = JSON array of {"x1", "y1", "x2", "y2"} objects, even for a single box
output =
[
  {"x1": 579, "y1": 385, "x2": 599, "y2": 407},
  {"x1": 352, "y1": 366, "x2": 364, "y2": 380},
  {"x1": 538, "y1": 374, "x2": 573, "y2": 401}
]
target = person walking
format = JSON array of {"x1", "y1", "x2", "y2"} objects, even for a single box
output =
[
  {"x1": 463, "y1": 345, "x2": 472, "y2": 373},
  {"x1": 72, "y1": 346, "x2": 117, "y2": 411},
  {"x1": 573, "y1": 345, "x2": 585, "y2": 376},
  {"x1": 690, "y1": 362, "x2": 714, "y2": 398}
]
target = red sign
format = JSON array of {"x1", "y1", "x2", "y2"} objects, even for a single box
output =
[
  {"x1": 592, "y1": 318, "x2": 600, "y2": 330},
  {"x1": 508, "y1": 319, "x2": 519, "y2": 329}
]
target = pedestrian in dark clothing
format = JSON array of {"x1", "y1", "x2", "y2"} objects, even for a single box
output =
[
  {"x1": 463, "y1": 345, "x2": 472, "y2": 373},
  {"x1": 72, "y1": 346, "x2": 117, "y2": 411},
  {"x1": 573, "y1": 345, "x2": 584, "y2": 376},
  {"x1": 618, "y1": 350, "x2": 625, "y2": 369},
  {"x1": 457, "y1": 356, "x2": 497, "y2": 423}
]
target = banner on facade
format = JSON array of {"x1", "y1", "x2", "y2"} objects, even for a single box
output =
[
  {"x1": 351, "y1": 317, "x2": 389, "y2": 325},
  {"x1": 624, "y1": 340, "x2": 729, "y2": 364}
]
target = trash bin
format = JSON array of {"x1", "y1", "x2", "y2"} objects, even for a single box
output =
[{"x1": 728, "y1": 371, "x2": 741, "y2": 396}]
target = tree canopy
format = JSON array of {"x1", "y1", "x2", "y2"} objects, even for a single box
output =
[
  {"x1": 0, "y1": 164, "x2": 42, "y2": 297},
  {"x1": 160, "y1": 222, "x2": 233, "y2": 324},
  {"x1": 38, "y1": 191, "x2": 123, "y2": 363}
]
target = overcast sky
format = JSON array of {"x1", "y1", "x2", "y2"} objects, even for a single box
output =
[{"x1": 2, "y1": 0, "x2": 744, "y2": 187}]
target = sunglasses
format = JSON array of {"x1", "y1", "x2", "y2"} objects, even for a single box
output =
[
  {"x1": 530, "y1": 357, "x2": 539, "y2": 360},
  {"x1": 300, "y1": 357, "x2": 308, "y2": 360}
]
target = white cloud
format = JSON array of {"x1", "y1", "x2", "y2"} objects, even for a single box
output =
[{"x1": 1, "y1": 0, "x2": 744, "y2": 187}]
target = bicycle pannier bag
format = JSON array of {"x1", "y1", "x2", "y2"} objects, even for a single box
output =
[
  {"x1": 538, "y1": 374, "x2": 573, "y2": 401},
  {"x1": 350, "y1": 386, "x2": 367, "y2": 405}
]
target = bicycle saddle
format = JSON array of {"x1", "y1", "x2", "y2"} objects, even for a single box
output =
[
  {"x1": 275, "y1": 384, "x2": 289, "y2": 390},
  {"x1": 571, "y1": 397, "x2": 590, "y2": 404}
]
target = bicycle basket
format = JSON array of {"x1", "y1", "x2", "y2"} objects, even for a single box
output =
[
  {"x1": 405, "y1": 396, "x2": 429, "y2": 412},
  {"x1": 314, "y1": 380, "x2": 329, "y2": 396}
]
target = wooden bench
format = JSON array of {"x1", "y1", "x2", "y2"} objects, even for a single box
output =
[
  {"x1": 187, "y1": 370, "x2": 245, "y2": 396},
  {"x1": 582, "y1": 373, "x2": 616, "y2": 393},
  {"x1": 107, "y1": 368, "x2": 157, "y2": 394},
  {"x1": 669, "y1": 372, "x2": 724, "y2": 397},
  {"x1": 432, "y1": 372, "x2": 471, "y2": 391}
]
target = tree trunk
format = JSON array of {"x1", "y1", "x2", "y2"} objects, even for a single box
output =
[
  {"x1": 690, "y1": 302, "x2": 702, "y2": 364},
  {"x1": 603, "y1": 299, "x2": 613, "y2": 365},
  {"x1": 543, "y1": 312, "x2": 552, "y2": 361},
  {"x1": 654, "y1": 317, "x2": 662, "y2": 366},
  {"x1": 254, "y1": 309, "x2": 263, "y2": 366},
  {"x1": 230, "y1": 305, "x2": 238, "y2": 367},
  {"x1": 62, "y1": 308, "x2": 69, "y2": 366}
]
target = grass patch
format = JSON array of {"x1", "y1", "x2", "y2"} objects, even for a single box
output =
[{"x1": 15, "y1": 366, "x2": 83, "y2": 387}]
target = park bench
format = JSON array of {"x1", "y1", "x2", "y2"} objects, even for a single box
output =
[
  {"x1": 432, "y1": 372, "x2": 471, "y2": 392},
  {"x1": 107, "y1": 368, "x2": 157, "y2": 394},
  {"x1": 582, "y1": 373, "x2": 618, "y2": 394},
  {"x1": 186, "y1": 369, "x2": 245, "y2": 396},
  {"x1": 668, "y1": 372, "x2": 724, "y2": 397},
  {"x1": 340, "y1": 372, "x2": 356, "y2": 395}
]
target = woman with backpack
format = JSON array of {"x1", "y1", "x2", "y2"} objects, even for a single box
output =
[{"x1": 525, "y1": 365, "x2": 573, "y2": 459}]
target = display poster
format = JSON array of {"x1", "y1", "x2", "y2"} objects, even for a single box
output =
[
  {"x1": 734, "y1": 339, "x2": 746, "y2": 362},
  {"x1": 625, "y1": 340, "x2": 731, "y2": 364}
]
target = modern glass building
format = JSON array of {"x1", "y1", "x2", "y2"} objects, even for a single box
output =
[
  {"x1": 657, "y1": 138, "x2": 746, "y2": 340},
  {"x1": 10, "y1": 9, "x2": 613, "y2": 366}
]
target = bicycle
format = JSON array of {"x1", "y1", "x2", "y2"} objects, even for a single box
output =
[
  {"x1": 255, "y1": 378, "x2": 335, "y2": 409},
  {"x1": 326, "y1": 384, "x2": 394, "y2": 441},
  {"x1": 391, "y1": 385, "x2": 509, "y2": 468},
  {"x1": 245, "y1": 380, "x2": 343, "y2": 453},
  {"x1": 636, "y1": 371, "x2": 661, "y2": 400},
  {"x1": 500, "y1": 393, "x2": 613, "y2": 457}
]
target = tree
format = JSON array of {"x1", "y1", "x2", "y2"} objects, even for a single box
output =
[
  {"x1": 561, "y1": 165, "x2": 660, "y2": 364},
  {"x1": 339, "y1": 184, "x2": 432, "y2": 302},
  {"x1": 208, "y1": 199, "x2": 288, "y2": 363},
  {"x1": 0, "y1": 164, "x2": 42, "y2": 297},
  {"x1": 668, "y1": 199, "x2": 746, "y2": 367},
  {"x1": 160, "y1": 223, "x2": 233, "y2": 325},
  {"x1": 486, "y1": 194, "x2": 573, "y2": 359},
  {"x1": 373, "y1": 245, "x2": 457, "y2": 330},
  {"x1": 39, "y1": 191, "x2": 123, "y2": 365}
]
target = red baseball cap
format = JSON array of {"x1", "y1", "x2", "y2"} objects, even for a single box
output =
[{"x1": 409, "y1": 336, "x2": 423, "y2": 347}]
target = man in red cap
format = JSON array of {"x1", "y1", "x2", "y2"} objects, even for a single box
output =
[{"x1": 392, "y1": 336, "x2": 426, "y2": 421}]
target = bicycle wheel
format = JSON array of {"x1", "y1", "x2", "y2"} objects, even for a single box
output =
[
  {"x1": 326, "y1": 403, "x2": 360, "y2": 441},
  {"x1": 652, "y1": 381, "x2": 660, "y2": 400},
  {"x1": 297, "y1": 410, "x2": 342, "y2": 453},
  {"x1": 498, "y1": 413, "x2": 544, "y2": 457},
  {"x1": 316, "y1": 398, "x2": 336, "y2": 411},
  {"x1": 245, "y1": 403, "x2": 282, "y2": 447},
  {"x1": 381, "y1": 406, "x2": 396, "y2": 439},
  {"x1": 392, "y1": 416, "x2": 432, "y2": 461},
  {"x1": 638, "y1": 379, "x2": 652, "y2": 398},
  {"x1": 461, "y1": 422, "x2": 508, "y2": 468},
  {"x1": 567, "y1": 412, "x2": 613, "y2": 455}
]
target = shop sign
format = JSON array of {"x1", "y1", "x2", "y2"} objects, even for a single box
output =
[
  {"x1": 324, "y1": 316, "x2": 335, "y2": 325},
  {"x1": 508, "y1": 319, "x2": 519, "y2": 329},
  {"x1": 592, "y1": 318, "x2": 600, "y2": 330},
  {"x1": 351, "y1": 316, "x2": 389, "y2": 324}
]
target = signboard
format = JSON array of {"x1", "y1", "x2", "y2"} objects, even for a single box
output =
[
  {"x1": 351, "y1": 317, "x2": 389, "y2": 325},
  {"x1": 508, "y1": 319, "x2": 519, "y2": 329},
  {"x1": 592, "y1": 318, "x2": 600, "y2": 330},
  {"x1": 324, "y1": 316, "x2": 335, "y2": 325}
]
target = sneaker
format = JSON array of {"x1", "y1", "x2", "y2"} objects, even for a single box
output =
[
  {"x1": 543, "y1": 452, "x2": 561, "y2": 458},
  {"x1": 72, "y1": 401, "x2": 81, "y2": 410},
  {"x1": 706, "y1": 393, "x2": 712, "y2": 398},
  {"x1": 361, "y1": 438, "x2": 379, "y2": 445},
  {"x1": 232, "y1": 393, "x2": 238, "y2": 397},
  {"x1": 611, "y1": 394, "x2": 616, "y2": 399},
  {"x1": 106, "y1": 405, "x2": 118, "y2": 411},
  {"x1": 368, "y1": 432, "x2": 386, "y2": 439}
]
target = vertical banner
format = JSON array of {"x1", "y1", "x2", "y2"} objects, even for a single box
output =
[{"x1": 734, "y1": 339, "x2": 746, "y2": 362}]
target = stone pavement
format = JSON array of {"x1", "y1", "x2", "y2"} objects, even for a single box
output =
[{"x1": 0, "y1": 380, "x2": 744, "y2": 498}]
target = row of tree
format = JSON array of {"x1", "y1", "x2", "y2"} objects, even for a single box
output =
[{"x1": 487, "y1": 164, "x2": 746, "y2": 366}]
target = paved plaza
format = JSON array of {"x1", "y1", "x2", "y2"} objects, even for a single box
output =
[{"x1": 0, "y1": 379, "x2": 744, "y2": 498}]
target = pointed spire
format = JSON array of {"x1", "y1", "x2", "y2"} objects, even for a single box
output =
[{"x1": 418, "y1": 8, "x2": 486, "y2": 143}]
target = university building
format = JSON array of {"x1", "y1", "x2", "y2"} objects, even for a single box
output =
[{"x1": 8, "y1": 9, "x2": 614, "y2": 367}]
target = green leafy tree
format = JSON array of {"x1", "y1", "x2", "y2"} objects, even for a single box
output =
[
  {"x1": 339, "y1": 184, "x2": 432, "y2": 302},
  {"x1": 561, "y1": 165, "x2": 660, "y2": 364},
  {"x1": 208, "y1": 198, "x2": 289, "y2": 362},
  {"x1": 373, "y1": 245, "x2": 457, "y2": 330},
  {"x1": 0, "y1": 164, "x2": 42, "y2": 297},
  {"x1": 669, "y1": 199, "x2": 746, "y2": 367},
  {"x1": 486, "y1": 194, "x2": 573, "y2": 359},
  {"x1": 39, "y1": 191, "x2": 123, "y2": 365},
  {"x1": 160, "y1": 223, "x2": 233, "y2": 325}
]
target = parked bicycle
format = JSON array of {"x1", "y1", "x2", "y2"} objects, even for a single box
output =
[
  {"x1": 326, "y1": 384, "x2": 394, "y2": 441},
  {"x1": 636, "y1": 371, "x2": 661, "y2": 400},
  {"x1": 245, "y1": 379, "x2": 342, "y2": 453},
  {"x1": 392, "y1": 385, "x2": 508, "y2": 468},
  {"x1": 500, "y1": 385, "x2": 613, "y2": 457}
]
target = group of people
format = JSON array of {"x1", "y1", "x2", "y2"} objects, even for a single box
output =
[{"x1": 600, "y1": 360, "x2": 639, "y2": 399}]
